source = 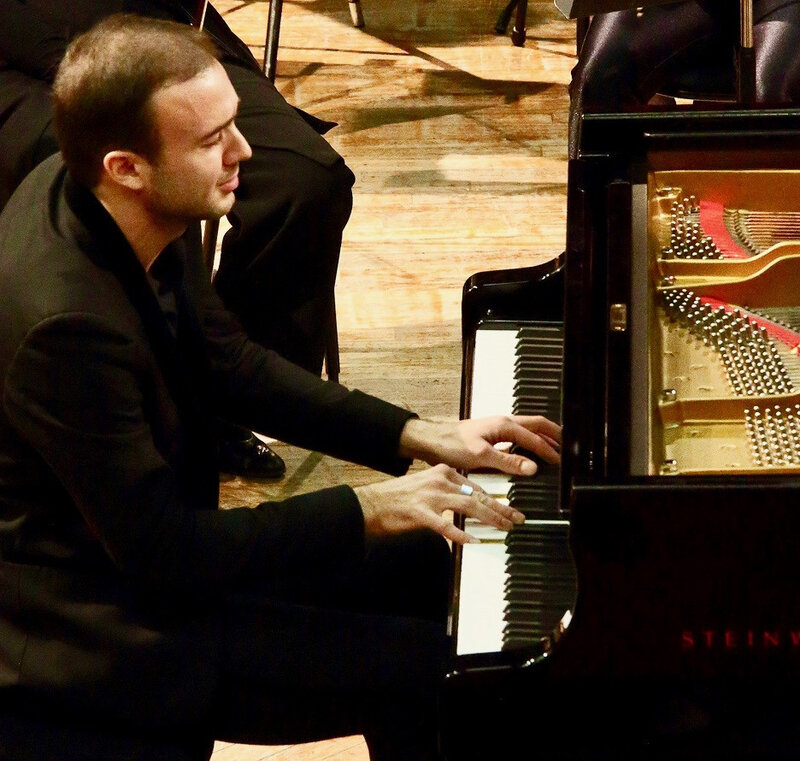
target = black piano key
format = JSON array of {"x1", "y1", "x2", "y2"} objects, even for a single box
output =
[
  {"x1": 503, "y1": 572, "x2": 574, "y2": 586},
  {"x1": 514, "y1": 371, "x2": 561, "y2": 383},
  {"x1": 507, "y1": 482, "x2": 559, "y2": 498},
  {"x1": 505, "y1": 529, "x2": 569, "y2": 547},
  {"x1": 507, "y1": 478, "x2": 559, "y2": 494},
  {"x1": 507, "y1": 480, "x2": 555, "y2": 493},
  {"x1": 510, "y1": 506, "x2": 560, "y2": 521},
  {"x1": 505, "y1": 520, "x2": 567, "y2": 535},
  {"x1": 508, "y1": 497, "x2": 561, "y2": 511},
  {"x1": 500, "y1": 321, "x2": 575, "y2": 651},
  {"x1": 504, "y1": 592, "x2": 574, "y2": 608},
  {"x1": 507, "y1": 480, "x2": 559, "y2": 494},
  {"x1": 505, "y1": 576, "x2": 575, "y2": 592},
  {"x1": 504, "y1": 604, "x2": 570, "y2": 620},
  {"x1": 504, "y1": 588, "x2": 575, "y2": 604},
  {"x1": 505, "y1": 557, "x2": 571, "y2": 575},
  {"x1": 513, "y1": 400, "x2": 561, "y2": 415},
  {"x1": 515, "y1": 359, "x2": 562, "y2": 373}
]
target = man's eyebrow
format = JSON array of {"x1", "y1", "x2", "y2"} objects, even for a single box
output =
[{"x1": 199, "y1": 99, "x2": 241, "y2": 142}]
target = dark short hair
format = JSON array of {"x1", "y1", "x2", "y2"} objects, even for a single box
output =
[{"x1": 53, "y1": 14, "x2": 220, "y2": 188}]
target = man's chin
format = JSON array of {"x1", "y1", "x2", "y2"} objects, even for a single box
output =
[
  {"x1": 198, "y1": 196, "x2": 235, "y2": 222},
  {"x1": 214, "y1": 192, "x2": 236, "y2": 217}
]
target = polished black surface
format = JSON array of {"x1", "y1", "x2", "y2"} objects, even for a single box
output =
[{"x1": 442, "y1": 110, "x2": 800, "y2": 760}]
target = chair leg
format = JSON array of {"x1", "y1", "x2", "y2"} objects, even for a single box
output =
[
  {"x1": 263, "y1": 0, "x2": 283, "y2": 82},
  {"x1": 324, "y1": 293, "x2": 340, "y2": 383},
  {"x1": 495, "y1": 0, "x2": 517, "y2": 35},
  {"x1": 511, "y1": 0, "x2": 527, "y2": 47},
  {"x1": 348, "y1": 0, "x2": 364, "y2": 28}
]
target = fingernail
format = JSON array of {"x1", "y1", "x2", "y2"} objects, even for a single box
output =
[
  {"x1": 512, "y1": 511, "x2": 525, "y2": 524},
  {"x1": 520, "y1": 460, "x2": 537, "y2": 475}
]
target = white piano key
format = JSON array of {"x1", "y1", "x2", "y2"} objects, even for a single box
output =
[
  {"x1": 455, "y1": 533, "x2": 507, "y2": 655},
  {"x1": 469, "y1": 472, "x2": 511, "y2": 501},
  {"x1": 455, "y1": 327, "x2": 519, "y2": 655},
  {"x1": 470, "y1": 328, "x2": 518, "y2": 418}
]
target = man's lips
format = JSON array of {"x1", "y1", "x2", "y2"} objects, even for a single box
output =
[{"x1": 219, "y1": 174, "x2": 239, "y2": 192}]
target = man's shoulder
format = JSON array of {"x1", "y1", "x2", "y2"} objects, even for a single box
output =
[
  {"x1": 0, "y1": 153, "x2": 65, "y2": 238},
  {"x1": 0, "y1": 157, "x2": 134, "y2": 336},
  {"x1": 0, "y1": 155, "x2": 68, "y2": 298}
]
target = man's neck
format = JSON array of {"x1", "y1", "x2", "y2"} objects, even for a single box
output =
[{"x1": 93, "y1": 187, "x2": 186, "y2": 271}]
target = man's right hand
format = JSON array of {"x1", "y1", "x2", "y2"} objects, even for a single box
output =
[{"x1": 354, "y1": 463, "x2": 524, "y2": 546}]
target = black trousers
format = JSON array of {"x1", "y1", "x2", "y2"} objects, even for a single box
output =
[
  {"x1": 568, "y1": 0, "x2": 800, "y2": 157},
  {"x1": 213, "y1": 61, "x2": 355, "y2": 375},
  {"x1": 0, "y1": 532, "x2": 451, "y2": 761},
  {"x1": 210, "y1": 529, "x2": 452, "y2": 761}
]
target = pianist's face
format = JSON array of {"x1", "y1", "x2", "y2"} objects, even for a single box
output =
[{"x1": 141, "y1": 61, "x2": 253, "y2": 224}]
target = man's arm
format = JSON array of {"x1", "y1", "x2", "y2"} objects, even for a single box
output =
[
  {"x1": 184, "y1": 239, "x2": 562, "y2": 545},
  {"x1": 187, "y1": 243, "x2": 418, "y2": 476},
  {"x1": 3, "y1": 312, "x2": 368, "y2": 599}
]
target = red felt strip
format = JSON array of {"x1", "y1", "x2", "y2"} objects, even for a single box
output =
[
  {"x1": 700, "y1": 296, "x2": 800, "y2": 351},
  {"x1": 699, "y1": 201, "x2": 750, "y2": 259}
]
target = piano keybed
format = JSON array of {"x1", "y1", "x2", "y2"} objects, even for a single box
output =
[{"x1": 453, "y1": 321, "x2": 572, "y2": 656}]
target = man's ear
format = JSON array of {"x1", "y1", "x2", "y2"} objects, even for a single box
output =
[{"x1": 102, "y1": 150, "x2": 148, "y2": 191}]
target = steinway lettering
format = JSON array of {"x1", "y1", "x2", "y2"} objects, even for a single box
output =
[{"x1": 682, "y1": 630, "x2": 800, "y2": 650}]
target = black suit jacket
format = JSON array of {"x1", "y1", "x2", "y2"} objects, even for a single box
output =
[{"x1": 0, "y1": 156, "x2": 415, "y2": 729}]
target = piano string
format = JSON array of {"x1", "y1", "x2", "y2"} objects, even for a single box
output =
[{"x1": 662, "y1": 191, "x2": 800, "y2": 260}]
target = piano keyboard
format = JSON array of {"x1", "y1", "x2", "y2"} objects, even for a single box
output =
[{"x1": 454, "y1": 321, "x2": 574, "y2": 656}]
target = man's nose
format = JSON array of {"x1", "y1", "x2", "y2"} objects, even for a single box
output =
[{"x1": 225, "y1": 124, "x2": 252, "y2": 165}]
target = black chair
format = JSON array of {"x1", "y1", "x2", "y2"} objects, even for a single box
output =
[
  {"x1": 264, "y1": 0, "x2": 365, "y2": 71},
  {"x1": 497, "y1": 0, "x2": 752, "y2": 104},
  {"x1": 0, "y1": 713, "x2": 214, "y2": 761}
]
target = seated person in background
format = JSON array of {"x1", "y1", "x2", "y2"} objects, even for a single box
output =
[
  {"x1": 0, "y1": 15, "x2": 562, "y2": 760},
  {"x1": 0, "y1": 0, "x2": 355, "y2": 478},
  {"x1": 568, "y1": 0, "x2": 800, "y2": 157}
]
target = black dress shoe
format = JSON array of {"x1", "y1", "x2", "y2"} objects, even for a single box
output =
[{"x1": 218, "y1": 432, "x2": 286, "y2": 479}]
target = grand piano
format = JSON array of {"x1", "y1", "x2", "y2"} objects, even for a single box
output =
[{"x1": 441, "y1": 108, "x2": 800, "y2": 759}]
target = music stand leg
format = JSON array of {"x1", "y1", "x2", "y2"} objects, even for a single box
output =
[{"x1": 736, "y1": 0, "x2": 755, "y2": 104}]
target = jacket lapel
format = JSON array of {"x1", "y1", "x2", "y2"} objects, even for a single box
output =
[{"x1": 64, "y1": 176, "x2": 219, "y2": 506}]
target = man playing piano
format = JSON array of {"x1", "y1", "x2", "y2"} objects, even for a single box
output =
[
  {"x1": 0, "y1": 15, "x2": 561, "y2": 760},
  {"x1": 0, "y1": 0, "x2": 356, "y2": 479}
]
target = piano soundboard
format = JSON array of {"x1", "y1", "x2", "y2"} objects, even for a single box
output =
[{"x1": 648, "y1": 170, "x2": 800, "y2": 477}]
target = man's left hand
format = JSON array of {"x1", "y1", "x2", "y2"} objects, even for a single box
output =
[{"x1": 398, "y1": 415, "x2": 561, "y2": 476}]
